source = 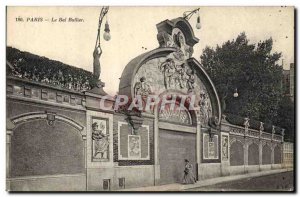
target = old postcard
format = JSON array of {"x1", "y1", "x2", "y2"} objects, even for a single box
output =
[{"x1": 6, "y1": 6, "x2": 295, "y2": 192}]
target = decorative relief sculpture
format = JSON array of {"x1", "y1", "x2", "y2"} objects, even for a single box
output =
[
  {"x1": 128, "y1": 135, "x2": 141, "y2": 159},
  {"x1": 158, "y1": 56, "x2": 196, "y2": 91},
  {"x1": 134, "y1": 52, "x2": 211, "y2": 96},
  {"x1": 186, "y1": 68, "x2": 195, "y2": 92},
  {"x1": 159, "y1": 106, "x2": 192, "y2": 125},
  {"x1": 134, "y1": 26, "x2": 213, "y2": 117},
  {"x1": 208, "y1": 141, "x2": 215, "y2": 159},
  {"x1": 159, "y1": 58, "x2": 176, "y2": 89},
  {"x1": 172, "y1": 28, "x2": 193, "y2": 58},
  {"x1": 92, "y1": 118, "x2": 109, "y2": 161},
  {"x1": 134, "y1": 77, "x2": 152, "y2": 97},
  {"x1": 222, "y1": 135, "x2": 229, "y2": 160},
  {"x1": 230, "y1": 128, "x2": 244, "y2": 135},
  {"x1": 157, "y1": 31, "x2": 175, "y2": 47},
  {"x1": 199, "y1": 91, "x2": 212, "y2": 125}
]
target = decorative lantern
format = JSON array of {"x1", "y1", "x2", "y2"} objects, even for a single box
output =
[
  {"x1": 196, "y1": 12, "x2": 201, "y2": 29},
  {"x1": 103, "y1": 21, "x2": 111, "y2": 41},
  {"x1": 233, "y1": 88, "x2": 239, "y2": 98}
]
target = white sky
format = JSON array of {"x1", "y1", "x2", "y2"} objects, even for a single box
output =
[{"x1": 7, "y1": 6, "x2": 294, "y2": 95}]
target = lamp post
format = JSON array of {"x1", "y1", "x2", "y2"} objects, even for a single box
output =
[
  {"x1": 93, "y1": 6, "x2": 111, "y2": 80},
  {"x1": 183, "y1": 8, "x2": 201, "y2": 29}
]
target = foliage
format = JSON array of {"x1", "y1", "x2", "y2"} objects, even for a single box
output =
[
  {"x1": 200, "y1": 33, "x2": 294, "y2": 138},
  {"x1": 276, "y1": 96, "x2": 295, "y2": 141},
  {"x1": 200, "y1": 33, "x2": 283, "y2": 126},
  {"x1": 6, "y1": 47, "x2": 98, "y2": 92}
]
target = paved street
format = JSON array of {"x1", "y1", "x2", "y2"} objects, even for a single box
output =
[{"x1": 186, "y1": 171, "x2": 294, "y2": 191}]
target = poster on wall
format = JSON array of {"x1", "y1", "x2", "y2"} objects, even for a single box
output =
[
  {"x1": 92, "y1": 118, "x2": 109, "y2": 161},
  {"x1": 128, "y1": 135, "x2": 141, "y2": 159}
]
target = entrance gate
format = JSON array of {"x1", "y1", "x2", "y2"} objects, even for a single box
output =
[{"x1": 159, "y1": 128, "x2": 196, "y2": 185}]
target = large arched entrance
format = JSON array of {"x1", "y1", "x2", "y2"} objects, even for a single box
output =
[
  {"x1": 118, "y1": 17, "x2": 222, "y2": 185},
  {"x1": 157, "y1": 95, "x2": 197, "y2": 184}
]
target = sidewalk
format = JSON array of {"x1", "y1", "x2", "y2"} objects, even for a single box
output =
[{"x1": 120, "y1": 168, "x2": 293, "y2": 191}]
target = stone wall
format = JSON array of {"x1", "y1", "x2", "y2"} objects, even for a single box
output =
[
  {"x1": 6, "y1": 77, "x2": 87, "y2": 191},
  {"x1": 220, "y1": 117, "x2": 284, "y2": 176}
]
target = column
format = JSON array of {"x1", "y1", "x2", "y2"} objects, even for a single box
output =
[
  {"x1": 82, "y1": 136, "x2": 87, "y2": 191},
  {"x1": 244, "y1": 138, "x2": 248, "y2": 173},
  {"x1": 154, "y1": 109, "x2": 160, "y2": 185},
  {"x1": 6, "y1": 130, "x2": 13, "y2": 191},
  {"x1": 6, "y1": 130, "x2": 13, "y2": 178},
  {"x1": 259, "y1": 140, "x2": 262, "y2": 171},
  {"x1": 196, "y1": 120, "x2": 201, "y2": 180},
  {"x1": 271, "y1": 143, "x2": 275, "y2": 169}
]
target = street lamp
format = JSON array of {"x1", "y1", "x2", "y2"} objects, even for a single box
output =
[
  {"x1": 103, "y1": 20, "x2": 111, "y2": 41},
  {"x1": 196, "y1": 10, "x2": 201, "y2": 29},
  {"x1": 233, "y1": 88, "x2": 239, "y2": 98},
  {"x1": 93, "y1": 6, "x2": 111, "y2": 79},
  {"x1": 183, "y1": 8, "x2": 201, "y2": 30}
]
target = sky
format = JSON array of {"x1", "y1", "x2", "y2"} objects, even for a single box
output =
[{"x1": 7, "y1": 6, "x2": 294, "y2": 95}]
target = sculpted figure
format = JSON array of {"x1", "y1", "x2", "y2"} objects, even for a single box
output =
[
  {"x1": 186, "y1": 69, "x2": 195, "y2": 92},
  {"x1": 199, "y1": 91, "x2": 211, "y2": 125},
  {"x1": 134, "y1": 77, "x2": 152, "y2": 98},
  {"x1": 92, "y1": 121, "x2": 109, "y2": 159},
  {"x1": 159, "y1": 58, "x2": 176, "y2": 89},
  {"x1": 93, "y1": 47, "x2": 102, "y2": 79}
]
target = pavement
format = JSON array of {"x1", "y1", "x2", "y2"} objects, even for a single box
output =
[
  {"x1": 188, "y1": 171, "x2": 294, "y2": 191},
  {"x1": 119, "y1": 168, "x2": 293, "y2": 191}
]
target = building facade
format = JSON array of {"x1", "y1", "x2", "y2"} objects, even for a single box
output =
[
  {"x1": 6, "y1": 17, "x2": 286, "y2": 191},
  {"x1": 282, "y1": 63, "x2": 295, "y2": 101}
]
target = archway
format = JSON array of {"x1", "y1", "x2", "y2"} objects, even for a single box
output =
[
  {"x1": 248, "y1": 143, "x2": 259, "y2": 165},
  {"x1": 262, "y1": 144, "x2": 272, "y2": 165},
  {"x1": 230, "y1": 140, "x2": 244, "y2": 166},
  {"x1": 274, "y1": 145, "x2": 282, "y2": 164},
  {"x1": 117, "y1": 17, "x2": 222, "y2": 185},
  {"x1": 7, "y1": 112, "x2": 86, "y2": 178},
  {"x1": 156, "y1": 93, "x2": 197, "y2": 184}
]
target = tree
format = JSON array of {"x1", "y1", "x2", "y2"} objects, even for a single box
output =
[
  {"x1": 200, "y1": 33, "x2": 283, "y2": 125},
  {"x1": 276, "y1": 96, "x2": 295, "y2": 141}
]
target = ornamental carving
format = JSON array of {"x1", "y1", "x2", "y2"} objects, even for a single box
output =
[
  {"x1": 221, "y1": 135, "x2": 229, "y2": 161},
  {"x1": 92, "y1": 118, "x2": 109, "y2": 161},
  {"x1": 134, "y1": 76, "x2": 152, "y2": 97},
  {"x1": 128, "y1": 135, "x2": 141, "y2": 159},
  {"x1": 159, "y1": 104, "x2": 192, "y2": 125},
  {"x1": 157, "y1": 32, "x2": 176, "y2": 48},
  {"x1": 261, "y1": 132, "x2": 272, "y2": 140},
  {"x1": 248, "y1": 130, "x2": 260, "y2": 138},
  {"x1": 199, "y1": 91, "x2": 212, "y2": 125},
  {"x1": 230, "y1": 127, "x2": 244, "y2": 135},
  {"x1": 133, "y1": 18, "x2": 213, "y2": 117},
  {"x1": 159, "y1": 57, "x2": 195, "y2": 90},
  {"x1": 134, "y1": 53, "x2": 211, "y2": 98},
  {"x1": 157, "y1": 27, "x2": 194, "y2": 58}
]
